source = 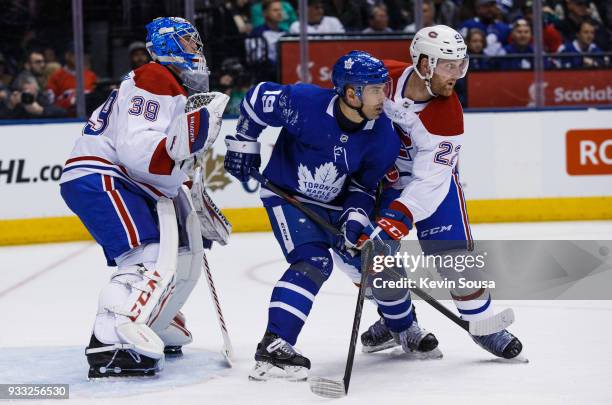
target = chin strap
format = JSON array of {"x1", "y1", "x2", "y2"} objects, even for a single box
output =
[
  {"x1": 341, "y1": 95, "x2": 369, "y2": 121},
  {"x1": 424, "y1": 78, "x2": 438, "y2": 98}
]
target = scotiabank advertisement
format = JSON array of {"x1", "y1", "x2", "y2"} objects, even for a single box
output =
[{"x1": 468, "y1": 70, "x2": 612, "y2": 108}]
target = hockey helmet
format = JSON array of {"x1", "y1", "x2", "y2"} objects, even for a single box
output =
[{"x1": 332, "y1": 50, "x2": 391, "y2": 100}]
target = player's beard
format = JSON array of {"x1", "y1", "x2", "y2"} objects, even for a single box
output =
[{"x1": 430, "y1": 74, "x2": 456, "y2": 97}]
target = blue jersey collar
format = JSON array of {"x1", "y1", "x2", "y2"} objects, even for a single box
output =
[{"x1": 326, "y1": 94, "x2": 375, "y2": 129}]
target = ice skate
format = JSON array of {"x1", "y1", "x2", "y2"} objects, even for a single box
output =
[
  {"x1": 249, "y1": 331, "x2": 311, "y2": 382},
  {"x1": 85, "y1": 334, "x2": 163, "y2": 379}
]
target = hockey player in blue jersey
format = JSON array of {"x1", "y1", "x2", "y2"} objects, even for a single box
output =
[{"x1": 224, "y1": 51, "x2": 439, "y2": 380}]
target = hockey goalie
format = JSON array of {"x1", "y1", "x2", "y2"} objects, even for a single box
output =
[{"x1": 59, "y1": 17, "x2": 231, "y2": 378}]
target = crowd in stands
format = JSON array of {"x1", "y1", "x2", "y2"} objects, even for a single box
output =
[{"x1": 0, "y1": 0, "x2": 610, "y2": 120}]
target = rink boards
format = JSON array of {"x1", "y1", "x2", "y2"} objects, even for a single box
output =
[{"x1": 0, "y1": 108, "x2": 611, "y2": 245}]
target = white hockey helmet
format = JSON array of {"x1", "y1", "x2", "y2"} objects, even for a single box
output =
[{"x1": 410, "y1": 25, "x2": 468, "y2": 94}]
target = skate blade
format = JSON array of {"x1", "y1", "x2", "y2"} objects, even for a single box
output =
[
  {"x1": 499, "y1": 355, "x2": 529, "y2": 364},
  {"x1": 362, "y1": 340, "x2": 400, "y2": 353},
  {"x1": 248, "y1": 361, "x2": 308, "y2": 382},
  {"x1": 309, "y1": 377, "x2": 346, "y2": 398},
  {"x1": 390, "y1": 346, "x2": 444, "y2": 360}
]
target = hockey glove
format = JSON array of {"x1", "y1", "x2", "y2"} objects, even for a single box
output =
[
  {"x1": 224, "y1": 134, "x2": 261, "y2": 182},
  {"x1": 339, "y1": 208, "x2": 371, "y2": 250},
  {"x1": 167, "y1": 92, "x2": 229, "y2": 162},
  {"x1": 368, "y1": 205, "x2": 413, "y2": 241}
]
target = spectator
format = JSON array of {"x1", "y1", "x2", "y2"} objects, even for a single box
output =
[
  {"x1": 466, "y1": 28, "x2": 493, "y2": 70},
  {"x1": 42, "y1": 62, "x2": 61, "y2": 90},
  {"x1": 0, "y1": 73, "x2": 66, "y2": 119},
  {"x1": 557, "y1": 20, "x2": 605, "y2": 68},
  {"x1": 127, "y1": 41, "x2": 151, "y2": 70},
  {"x1": 499, "y1": 19, "x2": 534, "y2": 70},
  {"x1": 0, "y1": 53, "x2": 13, "y2": 87},
  {"x1": 363, "y1": 0, "x2": 408, "y2": 30},
  {"x1": 432, "y1": 0, "x2": 461, "y2": 28},
  {"x1": 207, "y1": 0, "x2": 253, "y2": 66},
  {"x1": 404, "y1": 0, "x2": 435, "y2": 33},
  {"x1": 45, "y1": 45, "x2": 97, "y2": 116},
  {"x1": 42, "y1": 46, "x2": 58, "y2": 64},
  {"x1": 15, "y1": 50, "x2": 46, "y2": 89},
  {"x1": 555, "y1": 0, "x2": 609, "y2": 50},
  {"x1": 459, "y1": 0, "x2": 511, "y2": 56},
  {"x1": 249, "y1": 0, "x2": 288, "y2": 63},
  {"x1": 363, "y1": 5, "x2": 393, "y2": 33},
  {"x1": 289, "y1": 0, "x2": 345, "y2": 33},
  {"x1": 250, "y1": 0, "x2": 298, "y2": 32},
  {"x1": 324, "y1": 0, "x2": 365, "y2": 31},
  {"x1": 520, "y1": 0, "x2": 563, "y2": 53}
]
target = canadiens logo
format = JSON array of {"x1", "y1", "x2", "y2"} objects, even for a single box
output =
[
  {"x1": 428, "y1": 31, "x2": 438, "y2": 38},
  {"x1": 394, "y1": 124, "x2": 413, "y2": 161}
]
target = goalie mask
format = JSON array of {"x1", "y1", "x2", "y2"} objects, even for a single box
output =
[{"x1": 146, "y1": 17, "x2": 210, "y2": 92}]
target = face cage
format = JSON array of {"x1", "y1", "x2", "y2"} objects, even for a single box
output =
[
  {"x1": 433, "y1": 56, "x2": 470, "y2": 80},
  {"x1": 170, "y1": 28, "x2": 208, "y2": 73}
]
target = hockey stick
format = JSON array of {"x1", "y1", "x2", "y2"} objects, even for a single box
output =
[
  {"x1": 249, "y1": 169, "x2": 514, "y2": 336},
  {"x1": 309, "y1": 240, "x2": 373, "y2": 398},
  {"x1": 202, "y1": 253, "x2": 234, "y2": 367}
]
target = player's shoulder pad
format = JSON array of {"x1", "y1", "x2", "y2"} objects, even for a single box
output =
[
  {"x1": 383, "y1": 59, "x2": 412, "y2": 87},
  {"x1": 133, "y1": 62, "x2": 187, "y2": 97},
  {"x1": 418, "y1": 92, "x2": 464, "y2": 136},
  {"x1": 374, "y1": 115, "x2": 401, "y2": 153}
]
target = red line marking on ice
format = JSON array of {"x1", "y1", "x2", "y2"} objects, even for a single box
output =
[{"x1": 0, "y1": 243, "x2": 93, "y2": 299}]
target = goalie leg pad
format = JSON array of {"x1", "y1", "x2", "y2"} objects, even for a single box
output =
[{"x1": 149, "y1": 186, "x2": 203, "y2": 338}]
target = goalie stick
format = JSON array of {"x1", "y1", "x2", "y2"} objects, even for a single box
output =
[
  {"x1": 202, "y1": 253, "x2": 234, "y2": 366},
  {"x1": 185, "y1": 92, "x2": 234, "y2": 366},
  {"x1": 249, "y1": 169, "x2": 515, "y2": 396}
]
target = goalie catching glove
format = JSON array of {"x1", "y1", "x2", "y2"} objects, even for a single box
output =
[{"x1": 166, "y1": 91, "x2": 230, "y2": 162}]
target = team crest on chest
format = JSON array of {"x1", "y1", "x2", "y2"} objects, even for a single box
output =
[{"x1": 297, "y1": 162, "x2": 346, "y2": 203}]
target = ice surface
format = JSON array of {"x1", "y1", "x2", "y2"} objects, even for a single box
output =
[{"x1": 0, "y1": 221, "x2": 611, "y2": 404}]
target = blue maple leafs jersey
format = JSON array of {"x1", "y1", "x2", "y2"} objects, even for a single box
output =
[{"x1": 237, "y1": 82, "x2": 400, "y2": 214}]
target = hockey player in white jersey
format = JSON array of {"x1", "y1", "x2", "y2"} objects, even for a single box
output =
[
  {"x1": 59, "y1": 17, "x2": 230, "y2": 378},
  {"x1": 354, "y1": 25, "x2": 524, "y2": 359}
]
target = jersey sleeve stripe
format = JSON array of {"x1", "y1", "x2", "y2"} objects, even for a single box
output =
[
  {"x1": 241, "y1": 99, "x2": 267, "y2": 126},
  {"x1": 249, "y1": 81, "x2": 266, "y2": 106}
]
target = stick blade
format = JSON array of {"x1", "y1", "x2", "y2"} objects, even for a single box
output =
[
  {"x1": 469, "y1": 308, "x2": 515, "y2": 336},
  {"x1": 309, "y1": 377, "x2": 346, "y2": 398}
]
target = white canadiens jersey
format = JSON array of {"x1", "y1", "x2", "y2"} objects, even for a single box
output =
[
  {"x1": 383, "y1": 60, "x2": 465, "y2": 223},
  {"x1": 60, "y1": 63, "x2": 189, "y2": 199}
]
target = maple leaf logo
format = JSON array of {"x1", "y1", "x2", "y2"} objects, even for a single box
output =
[
  {"x1": 297, "y1": 162, "x2": 346, "y2": 203},
  {"x1": 202, "y1": 150, "x2": 232, "y2": 191}
]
